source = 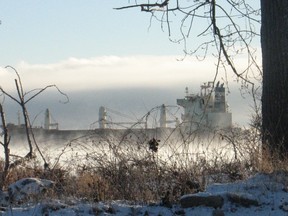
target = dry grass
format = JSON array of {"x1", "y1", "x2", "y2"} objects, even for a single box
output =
[{"x1": 2, "y1": 125, "x2": 287, "y2": 204}]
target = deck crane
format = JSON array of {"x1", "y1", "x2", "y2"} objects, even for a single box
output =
[
  {"x1": 98, "y1": 105, "x2": 179, "y2": 129},
  {"x1": 98, "y1": 106, "x2": 146, "y2": 129}
]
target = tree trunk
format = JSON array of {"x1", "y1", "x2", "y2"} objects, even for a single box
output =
[
  {"x1": 261, "y1": 0, "x2": 288, "y2": 156},
  {"x1": 0, "y1": 104, "x2": 10, "y2": 189}
]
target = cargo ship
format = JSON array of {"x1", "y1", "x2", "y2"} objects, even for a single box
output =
[{"x1": 5, "y1": 81, "x2": 232, "y2": 144}]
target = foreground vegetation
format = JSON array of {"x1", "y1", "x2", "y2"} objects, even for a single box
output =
[{"x1": 2, "y1": 123, "x2": 287, "y2": 206}]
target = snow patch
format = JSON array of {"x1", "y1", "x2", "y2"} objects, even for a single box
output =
[{"x1": 8, "y1": 178, "x2": 54, "y2": 202}]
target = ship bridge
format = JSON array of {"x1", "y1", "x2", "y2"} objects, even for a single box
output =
[{"x1": 177, "y1": 81, "x2": 232, "y2": 133}]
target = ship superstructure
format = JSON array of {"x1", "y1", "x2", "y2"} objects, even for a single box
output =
[{"x1": 177, "y1": 81, "x2": 232, "y2": 133}]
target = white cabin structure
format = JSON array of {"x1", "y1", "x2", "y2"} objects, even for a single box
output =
[{"x1": 177, "y1": 81, "x2": 232, "y2": 133}]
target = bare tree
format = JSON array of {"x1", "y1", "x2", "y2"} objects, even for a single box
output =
[
  {"x1": 115, "y1": 1, "x2": 288, "y2": 157},
  {"x1": 0, "y1": 66, "x2": 68, "y2": 169},
  {"x1": 0, "y1": 103, "x2": 10, "y2": 189}
]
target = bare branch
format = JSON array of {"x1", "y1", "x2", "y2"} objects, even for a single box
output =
[
  {"x1": 116, "y1": 0, "x2": 261, "y2": 87},
  {"x1": 115, "y1": 0, "x2": 169, "y2": 12},
  {"x1": 25, "y1": 84, "x2": 69, "y2": 104},
  {"x1": 5, "y1": 65, "x2": 25, "y2": 98},
  {"x1": 0, "y1": 86, "x2": 21, "y2": 105}
]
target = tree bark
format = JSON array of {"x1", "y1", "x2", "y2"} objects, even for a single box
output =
[{"x1": 261, "y1": 0, "x2": 288, "y2": 156}]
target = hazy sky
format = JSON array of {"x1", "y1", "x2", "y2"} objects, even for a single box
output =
[{"x1": 0, "y1": 1, "x2": 261, "y2": 129}]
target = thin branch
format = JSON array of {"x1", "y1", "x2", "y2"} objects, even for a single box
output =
[
  {"x1": 115, "y1": 0, "x2": 169, "y2": 12},
  {"x1": 25, "y1": 84, "x2": 69, "y2": 104},
  {"x1": 0, "y1": 86, "x2": 21, "y2": 105},
  {"x1": 5, "y1": 65, "x2": 25, "y2": 98}
]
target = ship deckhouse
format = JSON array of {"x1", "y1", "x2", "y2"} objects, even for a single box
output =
[{"x1": 177, "y1": 81, "x2": 232, "y2": 133}]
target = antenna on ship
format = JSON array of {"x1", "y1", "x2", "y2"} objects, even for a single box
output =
[{"x1": 185, "y1": 87, "x2": 189, "y2": 97}]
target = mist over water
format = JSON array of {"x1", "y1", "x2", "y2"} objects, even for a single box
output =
[{"x1": 5, "y1": 126, "x2": 252, "y2": 170}]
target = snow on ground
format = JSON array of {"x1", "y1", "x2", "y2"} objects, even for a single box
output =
[{"x1": 1, "y1": 172, "x2": 288, "y2": 215}]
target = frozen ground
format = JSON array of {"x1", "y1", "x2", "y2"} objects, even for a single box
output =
[{"x1": 1, "y1": 172, "x2": 288, "y2": 215}]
